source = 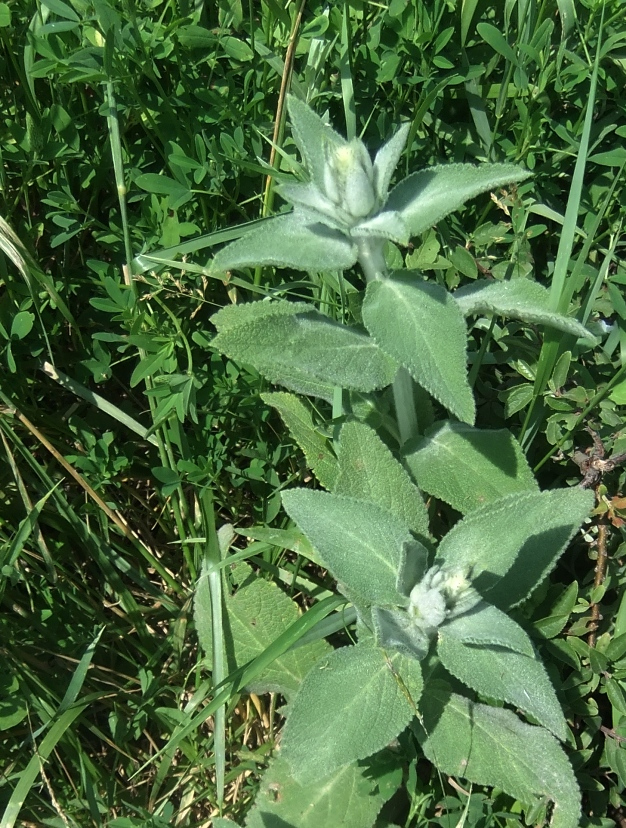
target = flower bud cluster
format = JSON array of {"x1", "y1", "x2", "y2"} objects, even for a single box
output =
[
  {"x1": 322, "y1": 139, "x2": 377, "y2": 224},
  {"x1": 408, "y1": 566, "x2": 473, "y2": 633}
]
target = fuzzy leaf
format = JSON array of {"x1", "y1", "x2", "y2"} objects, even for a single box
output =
[
  {"x1": 442, "y1": 601, "x2": 534, "y2": 656},
  {"x1": 350, "y1": 210, "x2": 411, "y2": 244},
  {"x1": 212, "y1": 307, "x2": 398, "y2": 402},
  {"x1": 195, "y1": 564, "x2": 329, "y2": 699},
  {"x1": 245, "y1": 754, "x2": 401, "y2": 828},
  {"x1": 212, "y1": 299, "x2": 313, "y2": 333},
  {"x1": 404, "y1": 421, "x2": 537, "y2": 513},
  {"x1": 373, "y1": 123, "x2": 410, "y2": 205},
  {"x1": 363, "y1": 274, "x2": 475, "y2": 424},
  {"x1": 210, "y1": 211, "x2": 357, "y2": 273},
  {"x1": 396, "y1": 541, "x2": 430, "y2": 599},
  {"x1": 287, "y1": 94, "x2": 346, "y2": 192},
  {"x1": 335, "y1": 420, "x2": 429, "y2": 537},
  {"x1": 281, "y1": 643, "x2": 423, "y2": 783},
  {"x1": 278, "y1": 182, "x2": 346, "y2": 229},
  {"x1": 282, "y1": 489, "x2": 412, "y2": 607},
  {"x1": 234, "y1": 525, "x2": 320, "y2": 565},
  {"x1": 384, "y1": 163, "x2": 532, "y2": 239},
  {"x1": 262, "y1": 392, "x2": 339, "y2": 490},
  {"x1": 419, "y1": 682, "x2": 581, "y2": 828},
  {"x1": 372, "y1": 606, "x2": 431, "y2": 660},
  {"x1": 455, "y1": 279, "x2": 596, "y2": 341},
  {"x1": 435, "y1": 488, "x2": 593, "y2": 609},
  {"x1": 437, "y1": 634, "x2": 566, "y2": 740}
]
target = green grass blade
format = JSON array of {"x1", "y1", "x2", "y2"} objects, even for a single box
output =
[
  {"x1": 1, "y1": 631, "x2": 101, "y2": 828},
  {"x1": 0, "y1": 485, "x2": 58, "y2": 572},
  {"x1": 131, "y1": 594, "x2": 345, "y2": 781},
  {"x1": 41, "y1": 361, "x2": 159, "y2": 446},
  {"x1": 519, "y1": 9, "x2": 604, "y2": 447},
  {"x1": 340, "y1": 1, "x2": 356, "y2": 140},
  {"x1": 461, "y1": 0, "x2": 481, "y2": 46},
  {"x1": 202, "y1": 489, "x2": 227, "y2": 807},
  {"x1": 0, "y1": 703, "x2": 89, "y2": 828},
  {"x1": 56, "y1": 628, "x2": 105, "y2": 716}
]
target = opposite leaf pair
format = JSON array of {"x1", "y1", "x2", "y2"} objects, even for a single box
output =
[
  {"x1": 272, "y1": 420, "x2": 591, "y2": 828},
  {"x1": 210, "y1": 94, "x2": 534, "y2": 272}
]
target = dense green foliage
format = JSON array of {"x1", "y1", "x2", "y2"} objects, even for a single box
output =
[{"x1": 1, "y1": 0, "x2": 626, "y2": 826}]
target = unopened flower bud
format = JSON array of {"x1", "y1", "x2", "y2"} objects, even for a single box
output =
[
  {"x1": 323, "y1": 139, "x2": 376, "y2": 222},
  {"x1": 409, "y1": 582, "x2": 447, "y2": 629}
]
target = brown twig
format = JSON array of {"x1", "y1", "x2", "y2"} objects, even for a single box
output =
[
  {"x1": 574, "y1": 427, "x2": 624, "y2": 647},
  {"x1": 601, "y1": 725, "x2": 626, "y2": 744},
  {"x1": 587, "y1": 514, "x2": 608, "y2": 648},
  {"x1": 263, "y1": 0, "x2": 306, "y2": 208}
]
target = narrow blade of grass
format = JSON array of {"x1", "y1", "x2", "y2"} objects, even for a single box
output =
[{"x1": 519, "y1": 10, "x2": 604, "y2": 448}]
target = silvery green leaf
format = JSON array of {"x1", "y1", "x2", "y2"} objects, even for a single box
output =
[
  {"x1": 372, "y1": 605, "x2": 431, "y2": 659},
  {"x1": 419, "y1": 682, "x2": 581, "y2": 828},
  {"x1": 437, "y1": 633, "x2": 567, "y2": 740},
  {"x1": 435, "y1": 488, "x2": 593, "y2": 609},
  {"x1": 443, "y1": 601, "x2": 535, "y2": 656},
  {"x1": 384, "y1": 163, "x2": 532, "y2": 239},
  {"x1": 404, "y1": 421, "x2": 538, "y2": 514},
  {"x1": 212, "y1": 307, "x2": 398, "y2": 400},
  {"x1": 278, "y1": 182, "x2": 348, "y2": 228},
  {"x1": 455, "y1": 278, "x2": 597, "y2": 341},
  {"x1": 281, "y1": 642, "x2": 423, "y2": 783},
  {"x1": 282, "y1": 489, "x2": 412, "y2": 607},
  {"x1": 245, "y1": 755, "x2": 398, "y2": 828},
  {"x1": 350, "y1": 210, "x2": 411, "y2": 244},
  {"x1": 262, "y1": 391, "x2": 339, "y2": 490},
  {"x1": 287, "y1": 94, "x2": 346, "y2": 192},
  {"x1": 396, "y1": 540, "x2": 430, "y2": 599},
  {"x1": 335, "y1": 420, "x2": 429, "y2": 537},
  {"x1": 224, "y1": 570, "x2": 330, "y2": 699},
  {"x1": 210, "y1": 211, "x2": 357, "y2": 273},
  {"x1": 363, "y1": 273, "x2": 475, "y2": 424},
  {"x1": 373, "y1": 123, "x2": 410, "y2": 205},
  {"x1": 211, "y1": 297, "x2": 312, "y2": 333}
]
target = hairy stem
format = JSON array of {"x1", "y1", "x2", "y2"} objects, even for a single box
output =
[
  {"x1": 393, "y1": 368, "x2": 419, "y2": 446},
  {"x1": 356, "y1": 237, "x2": 388, "y2": 283}
]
